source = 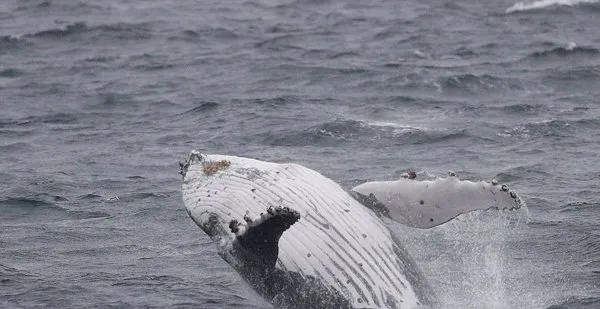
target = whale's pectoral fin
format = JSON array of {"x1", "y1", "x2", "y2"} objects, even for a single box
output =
[
  {"x1": 229, "y1": 207, "x2": 352, "y2": 309},
  {"x1": 230, "y1": 206, "x2": 301, "y2": 270},
  {"x1": 351, "y1": 176, "x2": 525, "y2": 229}
]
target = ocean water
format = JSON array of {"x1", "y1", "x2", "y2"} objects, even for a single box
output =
[{"x1": 1, "y1": 0, "x2": 599, "y2": 308}]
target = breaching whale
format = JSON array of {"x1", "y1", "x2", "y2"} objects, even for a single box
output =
[{"x1": 179, "y1": 151, "x2": 523, "y2": 309}]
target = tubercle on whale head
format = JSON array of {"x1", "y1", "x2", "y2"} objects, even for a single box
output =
[{"x1": 179, "y1": 150, "x2": 204, "y2": 178}]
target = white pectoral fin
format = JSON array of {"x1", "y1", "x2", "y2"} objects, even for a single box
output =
[{"x1": 351, "y1": 176, "x2": 525, "y2": 229}]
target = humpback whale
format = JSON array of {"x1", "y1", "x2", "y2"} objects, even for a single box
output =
[{"x1": 179, "y1": 151, "x2": 523, "y2": 309}]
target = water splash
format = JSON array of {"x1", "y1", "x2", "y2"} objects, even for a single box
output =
[
  {"x1": 431, "y1": 212, "x2": 522, "y2": 309},
  {"x1": 506, "y1": 0, "x2": 599, "y2": 13},
  {"x1": 391, "y1": 209, "x2": 570, "y2": 309}
]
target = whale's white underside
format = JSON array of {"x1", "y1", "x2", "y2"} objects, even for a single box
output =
[
  {"x1": 182, "y1": 153, "x2": 423, "y2": 308},
  {"x1": 352, "y1": 176, "x2": 524, "y2": 229}
]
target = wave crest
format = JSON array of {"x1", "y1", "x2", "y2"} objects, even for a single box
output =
[
  {"x1": 0, "y1": 35, "x2": 28, "y2": 54},
  {"x1": 258, "y1": 118, "x2": 462, "y2": 147},
  {"x1": 521, "y1": 43, "x2": 600, "y2": 62},
  {"x1": 506, "y1": 0, "x2": 599, "y2": 13}
]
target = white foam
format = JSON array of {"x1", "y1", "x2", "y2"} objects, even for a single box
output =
[
  {"x1": 365, "y1": 120, "x2": 423, "y2": 130},
  {"x1": 391, "y1": 208, "x2": 583, "y2": 309},
  {"x1": 505, "y1": 0, "x2": 599, "y2": 13}
]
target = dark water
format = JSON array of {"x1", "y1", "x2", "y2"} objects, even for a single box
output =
[{"x1": 1, "y1": 0, "x2": 599, "y2": 308}]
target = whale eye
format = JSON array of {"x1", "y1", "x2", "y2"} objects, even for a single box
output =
[{"x1": 501, "y1": 184, "x2": 508, "y2": 192}]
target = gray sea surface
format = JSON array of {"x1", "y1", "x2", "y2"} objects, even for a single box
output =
[{"x1": 1, "y1": 0, "x2": 599, "y2": 308}]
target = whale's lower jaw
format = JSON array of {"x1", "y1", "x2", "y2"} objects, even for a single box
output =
[{"x1": 181, "y1": 152, "x2": 429, "y2": 309}]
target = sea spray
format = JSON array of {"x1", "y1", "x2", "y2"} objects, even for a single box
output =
[{"x1": 390, "y1": 209, "x2": 562, "y2": 309}]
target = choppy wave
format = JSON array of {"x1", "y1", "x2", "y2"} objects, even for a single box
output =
[
  {"x1": 16, "y1": 1, "x2": 108, "y2": 14},
  {"x1": 492, "y1": 103, "x2": 548, "y2": 115},
  {"x1": 166, "y1": 27, "x2": 242, "y2": 43},
  {"x1": 559, "y1": 201, "x2": 599, "y2": 213},
  {"x1": 501, "y1": 118, "x2": 600, "y2": 144},
  {"x1": 1, "y1": 196, "x2": 58, "y2": 208},
  {"x1": 258, "y1": 118, "x2": 466, "y2": 147},
  {"x1": 500, "y1": 119, "x2": 574, "y2": 138},
  {"x1": 437, "y1": 73, "x2": 528, "y2": 95},
  {"x1": 506, "y1": 0, "x2": 599, "y2": 13},
  {"x1": 182, "y1": 101, "x2": 219, "y2": 114},
  {"x1": 0, "y1": 113, "x2": 79, "y2": 128},
  {"x1": 0, "y1": 68, "x2": 23, "y2": 78},
  {"x1": 2, "y1": 196, "x2": 110, "y2": 221},
  {"x1": 0, "y1": 35, "x2": 29, "y2": 54},
  {"x1": 523, "y1": 45, "x2": 600, "y2": 61},
  {"x1": 544, "y1": 66, "x2": 600, "y2": 83},
  {"x1": 88, "y1": 92, "x2": 139, "y2": 110},
  {"x1": 0, "y1": 264, "x2": 33, "y2": 276},
  {"x1": 24, "y1": 22, "x2": 153, "y2": 41},
  {"x1": 112, "y1": 275, "x2": 184, "y2": 287}
]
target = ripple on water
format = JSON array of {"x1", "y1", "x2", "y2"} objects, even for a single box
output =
[
  {"x1": 24, "y1": 22, "x2": 154, "y2": 42},
  {"x1": 436, "y1": 73, "x2": 530, "y2": 95},
  {"x1": 0, "y1": 35, "x2": 30, "y2": 54},
  {"x1": 257, "y1": 118, "x2": 468, "y2": 148},
  {"x1": 182, "y1": 101, "x2": 220, "y2": 114},
  {"x1": 1, "y1": 196, "x2": 111, "y2": 223}
]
